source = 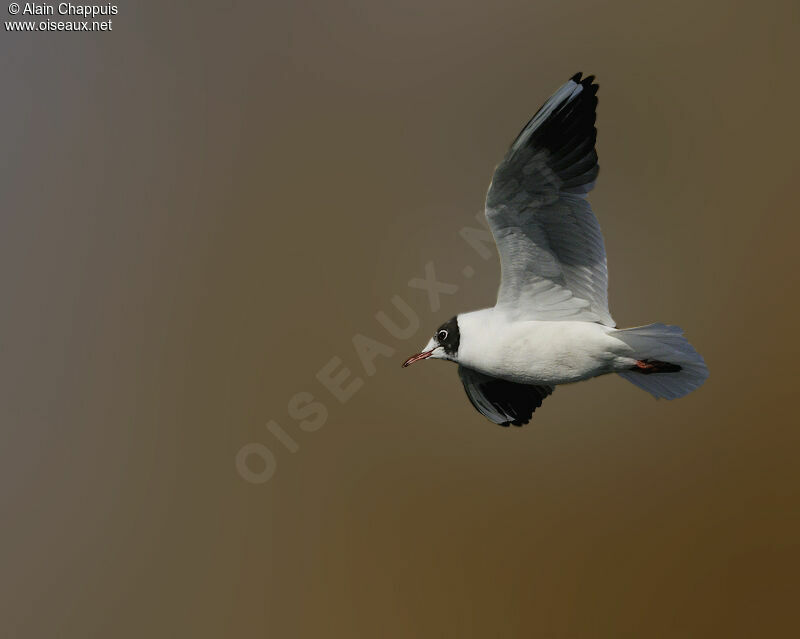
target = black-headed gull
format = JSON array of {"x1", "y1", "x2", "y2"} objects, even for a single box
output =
[{"x1": 403, "y1": 73, "x2": 708, "y2": 426}]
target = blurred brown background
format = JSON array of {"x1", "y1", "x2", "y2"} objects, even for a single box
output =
[{"x1": 1, "y1": 0, "x2": 799, "y2": 637}]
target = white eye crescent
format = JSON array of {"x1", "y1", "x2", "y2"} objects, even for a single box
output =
[{"x1": 437, "y1": 329, "x2": 448, "y2": 341}]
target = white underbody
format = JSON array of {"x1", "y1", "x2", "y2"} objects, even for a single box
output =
[{"x1": 452, "y1": 308, "x2": 637, "y2": 386}]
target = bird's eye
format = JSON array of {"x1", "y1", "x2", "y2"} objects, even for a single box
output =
[{"x1": 437, "y1": 329, "x2": 448, "y2": 341}]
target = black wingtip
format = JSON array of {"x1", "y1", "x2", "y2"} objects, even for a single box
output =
[
  {"x1": 575, "y1": 72, "x2": 598, "y2": 95},
  {"x1": 499, "y1": 418, "x2": 528, "y2": 427},
  {"x1": 572, "y1": 72, "x2": 597, "y2": 88}
]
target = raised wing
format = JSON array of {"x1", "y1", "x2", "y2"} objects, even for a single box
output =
[
  {"x1": 486, "y1": 73, "x2": 614, "y2": 326},
  {"x1": 458, "y1": 366, "x2": 553, "y2": 427}
]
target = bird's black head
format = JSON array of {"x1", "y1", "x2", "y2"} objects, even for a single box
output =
[
  {"x1": 402, "y1": 316, "x2": 460, "y2": 367},
  {"x1": 434, "y1": 316, "x2": 460, "y2": 356}
]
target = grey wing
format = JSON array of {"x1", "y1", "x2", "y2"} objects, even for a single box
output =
[
  {"x1": 485, "y1": 73, "x2": 615, "y2": 327},
  {"x1": 458, "y1": 366, "x2": 554, "y2": 427}
]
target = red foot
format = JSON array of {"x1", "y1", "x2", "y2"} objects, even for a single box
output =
[{"x1": 632, "y1": 359, "x2": 682, "y2": 374}]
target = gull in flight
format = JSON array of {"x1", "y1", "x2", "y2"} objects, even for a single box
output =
[{"x1": 403, "y1": 73, "x2": 708, "y2": 426}]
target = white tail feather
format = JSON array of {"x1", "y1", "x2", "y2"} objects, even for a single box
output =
[{"x1": 614, "y1": 324, "x2": 708, "y2": 399}]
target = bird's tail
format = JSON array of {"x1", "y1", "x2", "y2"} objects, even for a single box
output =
[{"x1": 613, "y1": 323, "x2": 708, "y2": 399}]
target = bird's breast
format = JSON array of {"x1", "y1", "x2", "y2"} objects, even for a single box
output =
[{"x1": 459, "y1": 320, "x2": 616, "y2": 385}]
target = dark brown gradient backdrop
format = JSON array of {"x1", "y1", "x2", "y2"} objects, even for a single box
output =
[{"x1": 2, "y1": 1, "x2": 799, "y2": 637}]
